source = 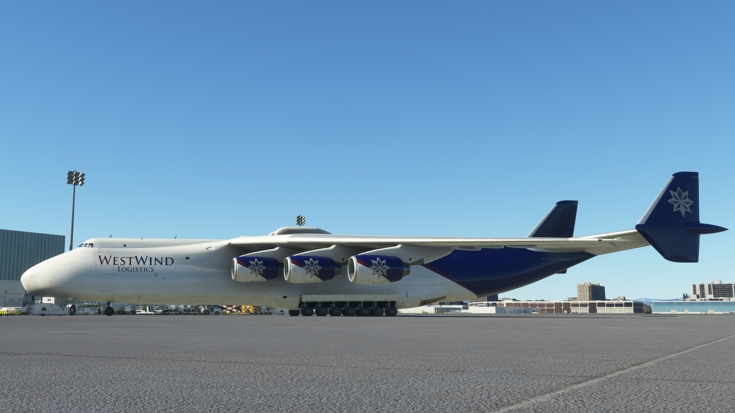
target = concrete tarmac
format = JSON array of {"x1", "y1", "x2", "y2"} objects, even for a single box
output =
[{"x1": 2, "y1": 314, "x2": 735, "y2": 412}]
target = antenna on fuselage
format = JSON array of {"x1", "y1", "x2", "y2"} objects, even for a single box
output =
[{"x1": 296, "y1": 215, "x2": 305, "y2": 227}]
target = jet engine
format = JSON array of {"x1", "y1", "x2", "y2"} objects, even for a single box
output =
[
  {"x1": 284, "y1": 256, "x2": 342, "y2": 283},
  {"x1": 347, "y1": 254, "x2": 410, "y2": 284},
  {"x1": 232, "y1": 256, "x2": 282, "y2": 282}
]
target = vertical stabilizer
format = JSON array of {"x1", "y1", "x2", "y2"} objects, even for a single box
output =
[
  {"x1": 528, "y1": 201, "x2": 578, "y2": 238},
  {"x1": 635, "y1": 172, "x2": 726, "y2": 263}
]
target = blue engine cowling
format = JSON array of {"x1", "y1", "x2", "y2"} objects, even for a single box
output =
[
  {"x1": 284, "y1": 256, "x2": 342, "y2": 283},
  {"x1": 232, "y1": 256, "x2": 282, "y2": 282},
  {"x1": 347, "y1": 255, "x2": 410, "y2": 284}
]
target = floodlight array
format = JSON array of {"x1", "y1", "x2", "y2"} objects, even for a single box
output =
[{"x1": 67, "y1": 170, "x2": 85, "y2": 186}]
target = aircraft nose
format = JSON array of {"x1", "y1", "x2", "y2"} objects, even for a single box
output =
[{"x1": 20, "y1": 268, "x2": 33, "y2": 292}]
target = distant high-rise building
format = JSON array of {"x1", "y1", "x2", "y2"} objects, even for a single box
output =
[
  {"x1": 577, "y1": 282, "x2": 606, "y2": 301},
  {"x1": 692, "y1": 279, "x2": 735, "y2": 299}
]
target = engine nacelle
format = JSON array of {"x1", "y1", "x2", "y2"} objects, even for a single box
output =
[
  {"x1": 284, "y1": 256, "x2": 341, "y2": 283},
  {"x1": 232, "y1": 256, "x2": 282, "y2": 282},
  {"x1": 347, "y1": 255, "x2": 410, "y2": 284}
]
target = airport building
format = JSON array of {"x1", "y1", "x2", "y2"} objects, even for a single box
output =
[
  {"x1": 652, "y1": 279, "x2": 735, "y2": 314},
  {"x1": 494, "y1": 299, "x2": 643, "y2": 314},
  {"x1": 470, "y1": 294, "x2": 499, "y2": 302},
  {"x1": 0, "y1": 229, "x2": 65, "y2": 293},
  {"x1": 652, "y1": 301, "x2": 735, "y2": 314}
]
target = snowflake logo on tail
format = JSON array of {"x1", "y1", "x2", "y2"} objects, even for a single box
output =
[
  {"x1": 667, "y1": 187, "x2": 694, "y2": 217},
  {"x1": 248, "y1": 259, "x2": 266, "y2": 277},
  {"x1": 369, "y1": 258, "x2": 390, "y2": 278},
  {"x1": 302, "y1": 258, "x2": 322, "y2": 278}
]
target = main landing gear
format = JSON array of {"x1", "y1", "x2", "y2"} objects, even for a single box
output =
[
  {"x1": 295, "y1": 301, "x2": 398, "y2": 317},
  {"x1": 315, "y1": 307, "x2": 329, "y2": 317}
]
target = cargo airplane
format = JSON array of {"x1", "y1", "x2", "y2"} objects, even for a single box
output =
[{"x1": 21, "y1": 172, "x2": 726, "y2": 317}]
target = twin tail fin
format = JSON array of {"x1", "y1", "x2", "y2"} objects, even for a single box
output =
[{"x1": 528, "y1": 200, "x2": 578, "y2": 238}]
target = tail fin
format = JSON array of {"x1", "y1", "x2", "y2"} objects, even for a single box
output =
[
  {"x1": 528, "y1": 201, "x2": 578, "y2": 238},
  {"x1": 635, "y1": 172, "x2": 726, "y2": 263}
]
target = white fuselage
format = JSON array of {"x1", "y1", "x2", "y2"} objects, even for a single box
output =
[{"x1": 21, "y1": 240, "x2": 475, "y2": 309}]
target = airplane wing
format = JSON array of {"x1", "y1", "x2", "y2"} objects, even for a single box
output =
[{"x1": 226, "y1": 229, "x2": 648, "y2": 256}]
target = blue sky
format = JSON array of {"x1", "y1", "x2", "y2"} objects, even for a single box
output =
[{"x1": 1, "y1": 2, "x2": 732, "y2": 300}]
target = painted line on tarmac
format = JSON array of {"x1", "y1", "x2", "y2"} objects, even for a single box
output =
[{"x1": 494, "y1": 333, "x2": 735, "y2": 412}]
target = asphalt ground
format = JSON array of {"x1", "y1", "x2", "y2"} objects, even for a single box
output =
[{"x1": 2, "y1": 314, "x2": 735, "y2": 412}]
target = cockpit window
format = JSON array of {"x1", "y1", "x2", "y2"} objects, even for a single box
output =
[{"x1": 78, "y1": 243, "x2": 94, "y2": 248}]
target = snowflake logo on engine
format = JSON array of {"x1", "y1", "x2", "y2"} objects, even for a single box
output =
[
  {"x1": 302, "y1": 258, "x2": 322, "y2": 277},
  {"x1": 370, "y1": 258, "x2": 390, "y2": 278},
  {"x1": 667, "y1": 187, "x2": 694, "y2": 217},
  {"x1": 248, "y1": 259, "x2": 266, "y2": 276}
]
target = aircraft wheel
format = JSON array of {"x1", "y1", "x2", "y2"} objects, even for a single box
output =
[
  {"x1": 330, "y1": 307, "x2": 342, "y2": 317},
  {"x1": 69, "y1": 305, "x2": 76, "y2": 316},
  {"x1": 345, "y1": 307, "x2": 357, "y2": 317},
  {"x1": 386, "y1": 306, "x2": 398, "y2": 317},
  {"x1": 301, "y1": 307, "x2": 314, "y2": 316},
  {"x1": 316, "y1": 307, "x2": 329, "y2": 317},
  {"x1": 288, "y1": 310, "x2": 300, "y2": 316},
  {"x1": 359, "y1": 307, "x2": 371, "y2": 317},
  {"x1": 104, "y1": 307, "x2": 114, "y2": 316},
  {"x1": 373, "y1": 307, "x2": 384, "y2": 316}
]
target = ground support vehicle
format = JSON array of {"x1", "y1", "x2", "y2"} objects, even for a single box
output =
[
  {"x1": 0, "y1": 293, "x2": 31, "y2": 315},
  {"x1": 198, "y1": 305, "x2": 222, "y2": 315},
  {"x1": 136, "y1": 306, "x2": 156, "y2": 315},
  {"x1": 30, "y1": 303, "x2": 70, "y2": 316}
]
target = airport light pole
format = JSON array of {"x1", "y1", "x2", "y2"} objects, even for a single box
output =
[{"x1": 67, "y1": 170, "x2": 86, "y2": 251}]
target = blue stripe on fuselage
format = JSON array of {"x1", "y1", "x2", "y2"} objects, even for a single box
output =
[{"x1": 423, "y1": 247, "x2": 593, "y2": 297}]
